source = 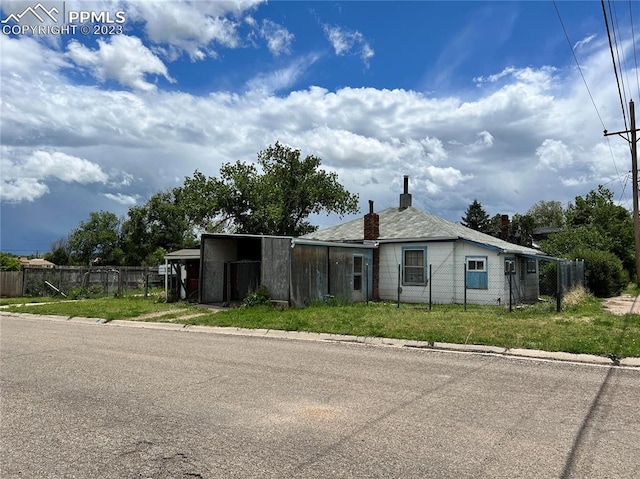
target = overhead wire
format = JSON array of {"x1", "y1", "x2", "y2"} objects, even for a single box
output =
[
  {"x1": 554, "y1": 0, "x2": 626, "y2": 201},
  {"x1": 603, "y1": 0, "x2": 630, "y2": 136},
  {"x1": 629, "y1": 0, "x2": 640, "y2": 102},
  {"x1": 610, "y1": 0, "x2": 632, "y2": 118}
]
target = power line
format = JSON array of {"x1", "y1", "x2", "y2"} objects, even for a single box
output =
[
  {"x1": 603, "y1": 0, "x2": 630, "y2": 136},
  {"x1": 553, "y1": 1, "x2": 607, "y2": 130},
  {"x1": 553, "y1": 0, "x2": 626, "y2": 200},
  {"x1": 630, "y1": 0, "x2": 640, "y2": 105}
]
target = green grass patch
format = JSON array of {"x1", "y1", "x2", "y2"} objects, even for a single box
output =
[
  {"x1": 4, "y1": 294, "x2": 639, "y2": 359},
  {"x1": 3, "y1": 296, "x2": 199, "y2": 321},
  {"x1": 179, "y1": 299, "x2": 640, "y2": 359}
]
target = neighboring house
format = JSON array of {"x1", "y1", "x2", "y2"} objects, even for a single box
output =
[
  {"x1": 19, "y1": 257, "x2": 55, "y2": 268},
  {"x1": 301, "y1": 176, "x2": 554, "y2": 306},
  {"x1": 198, "y1": 234, "x2": 374, "y2": 307}
]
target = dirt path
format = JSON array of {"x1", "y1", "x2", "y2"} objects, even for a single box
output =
[{"x1": 602, "y1": 294, "x2": 640, "y2": 315}]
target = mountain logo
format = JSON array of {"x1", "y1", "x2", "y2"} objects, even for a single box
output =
[{"x1": 1, "y1": 3, "x2": 60, "y2": 24}]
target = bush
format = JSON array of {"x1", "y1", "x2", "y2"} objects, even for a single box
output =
[
  {"x1": 242, "y1": 285, "x2": 270, "y2": 307},
  {"x1": 576, "y1": 249, "x2": 627, "y2": 298},
  {"x1": 561, "y1": 286, "x2": 588, "y2": 309}
]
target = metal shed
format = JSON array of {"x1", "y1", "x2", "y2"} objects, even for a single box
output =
[{"x1": 199, "y1": 234, "x2": 376, "y2": 307}]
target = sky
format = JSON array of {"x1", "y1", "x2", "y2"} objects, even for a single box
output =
[{"x1": 1, "y1": 0, "x2": 639, "y2": 255}]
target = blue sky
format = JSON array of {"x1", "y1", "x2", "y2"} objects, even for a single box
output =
[{"x1": 1, "y1": 0, "x2": 639, "y2": 255}]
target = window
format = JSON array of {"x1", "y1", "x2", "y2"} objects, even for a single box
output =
[
  {"x1": 353, "y1": 255, "x2": 363, "y2": 291},
  {"x1": 526, "y1": 259, "x2": 537, "y2": 274},
  {"x1": 505, "y1": 258, "x2": 516, "y2": 275},
  {"x1": 403, "y1": 247, "x2": 427, "y2": 285},
  {"x1": 466, "y1": 256, "x2": 488, "y2": 289},
  {"x1": 467, "y1": 259, "x2": 485, "y2": 271}
]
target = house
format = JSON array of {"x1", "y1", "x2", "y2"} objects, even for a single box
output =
[
  {"x1": 198, "y1": 234, "x2": 374, "y2": 307},
  {"x1": 301, "y1": 176, "x2": 554, "y2": 306},
  {"x1": 19, "y1": 257, "x2": 55, "y2": 268}
]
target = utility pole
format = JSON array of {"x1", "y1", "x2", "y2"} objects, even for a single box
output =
[{"x1": 604, "y1": 99, "x2": 640, "y2": 284}]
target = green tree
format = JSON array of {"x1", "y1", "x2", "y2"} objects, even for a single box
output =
[
  {"x1": 178, "y1": 142, "x2": 360, "y2": 236},
  {"x1": 0, "y1": 252, "x2": 21, "y2": 271},
  {"x1": 44, "y1": 237, "x2": 71, "y2": 265},
  {"x1": 68, "y1": 211, "x2": 123, "y2": 265},
  {"x1": 121, "y1": 190, "x2": 197, "y2": 265},
  {"x1": 461, "y1": 199, "x2": 490, "y2": 233},
  {"x1": 509, "y1": 213, "x2": 536, "y2": 246},
  {"x1": 527, "y1": 200, "x2": 565, "y2": 228},
  {"x1": 565, "y1": 186, "x2": 634, "y2": 276}
]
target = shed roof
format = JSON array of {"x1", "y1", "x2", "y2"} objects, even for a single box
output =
[
  {"x1": 302, "y1": 206, "x2": 542, "y2": 256},
  {"x1": 165, "y1": 248, "x2": 201, "y2": 260}
]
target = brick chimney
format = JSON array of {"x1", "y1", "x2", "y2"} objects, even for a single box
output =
[
  {"x1": 364, "y1": 200, "x2": 379, "y2": 240},
  {"x1": 399, "y1": 175, "x2": 412, "y2": 210},
  {"x1": 500, "y1": 214, "x2": 510, "y2": 240}
]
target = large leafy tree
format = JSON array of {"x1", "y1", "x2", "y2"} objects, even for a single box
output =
[
  {"x1": 44, "y1": 237, "x2": 71, "y2": 265},
  {"x1": 121, "y1": 190, "x2": 197, "y2": 265},
  {"x1": 565, "y1": 185, "x2": 634, "y2": 275},
  {"x1": 0, "y1": 252, "x2": 21, "y2": 271},
  {"x1": 178, "y1": 142, "x2": 360, "y2": 236},
  {"x1": 527, "y1": 200, "x2": 565, "y2": 228},
  {"x1": 68, "y1": 211, "x2": 123, "y2": 265},
  {"x1": 461, "y1": 199, "x2": 491, "y2": 233}
]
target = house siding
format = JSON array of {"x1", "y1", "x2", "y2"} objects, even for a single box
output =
[{"x1": 378, "y1": 240, "x2": 521, "y2": 305}]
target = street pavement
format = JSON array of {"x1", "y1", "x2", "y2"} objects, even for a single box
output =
[{"x1": 1, "y1": 313, "x2": 639, "y2": 478}]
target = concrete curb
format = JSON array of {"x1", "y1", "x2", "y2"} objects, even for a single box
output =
[{"x1": 2, "y1": 311, "x2": 638, "y2": 368}]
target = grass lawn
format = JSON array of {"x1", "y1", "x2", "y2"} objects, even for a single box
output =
[{"x1": 3, "y1": 294, "x2": 639, "y2": 359}]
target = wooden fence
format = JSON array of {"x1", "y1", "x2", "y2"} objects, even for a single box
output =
[
  {"x1": 0, "y1": 266, "x2": 164, "y2": 298},
  {"x1": 0, "y1": 271, "x2": 23, "y2": 297}
]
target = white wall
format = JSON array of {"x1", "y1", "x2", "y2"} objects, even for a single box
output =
[{"x1": 378, "y1": 241, "x2": 512, "y2": 305}]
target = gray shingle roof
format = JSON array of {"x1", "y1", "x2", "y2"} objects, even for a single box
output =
[{"x1": 303, "y1": 206, "x2": 541, "y2": 255}]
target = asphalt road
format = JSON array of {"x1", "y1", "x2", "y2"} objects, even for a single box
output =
[{"x1": 1, "y1": 316, "x2": 639, "y2": 478}]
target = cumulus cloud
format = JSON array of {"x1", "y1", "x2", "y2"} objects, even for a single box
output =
[
  {"x1": 0, "y1": 27, "x2": 634, "y2": 230},
  {"x1": 1, "y1": 149, "x2": 109, "y2": 202},
  {"x1": 536, "y1": 139, "x2": 574, "y2": 171},
  {"x1": 67, "y1": 35, "x2": 174, "y2": 91},
  {"x1": 323, "y1": 24, "x2": 375, "y2": 67},
  {"x1": 126, "y1": 0, "x2": 263, "y2": 61}
]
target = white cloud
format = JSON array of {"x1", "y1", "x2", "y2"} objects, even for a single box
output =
[
  {"x1": 0, "y1": 178, "x2": 50, "y2": 203},
  {"x1": 126, "y1": 0, "x2": 264, "y2": 61},
  {"x1": 104, "y1": 193, "x2": 140, "y2": 206},
  {"x1": 246, "y1": 54, "x2": 320, "y2": 94},
  {"x1": 0, "y1": 30, "x2": 635, "y2": 230},
  {"x1": 323, "y1": 24, "x2": 375, "y2": 67},
  {"x1": 574, "y1": 34, "x2": 597, "y2": 51},
  {"x1": 536, "y1": 139, "x2": 574, "y2": 171},
  {"x1": 259, "y1": 19, "x2": 294, "y2": 56},
  {"x1": 1, "y1": 149, "x2": 109, "y2": 202},
  {"x1": 67, "y1": 35, "x2": 174, "y2": 91}
]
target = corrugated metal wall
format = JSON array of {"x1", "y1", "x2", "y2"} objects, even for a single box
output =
[
  {"x1": 261, "y1": 237, "x2": 291, "y2": 302},
  {"x1": 200, "y1": 238, "x2": 237, "y2": 303}
]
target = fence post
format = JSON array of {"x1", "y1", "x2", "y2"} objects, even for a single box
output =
[
  {"x1": 397, "y1": 264, "x2": 401, "y2": 308},
  {"x1": 463, "y1": 263, "x2": 467, "y2": 311},
  {"x1": 509, "y1": 274, "x2": 513, "y2": 312},
  {"x1": 429, "y1": 264, "x2": 432, "y2": 311},
  {"x1": 556, "y1": 261, "x2": 562, "y2": 312}
]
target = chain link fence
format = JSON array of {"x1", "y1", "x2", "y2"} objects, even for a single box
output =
[
  {"x1": 393, "y1": 258, "x2": 585, "y2": 312},
  {"x1": 15, "y1": 266, "x2": 164, "y2": 298}
]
